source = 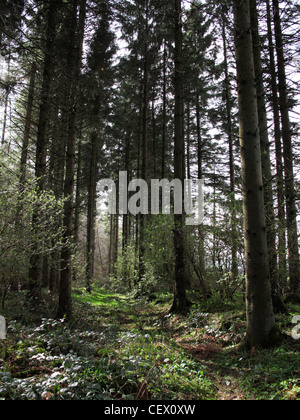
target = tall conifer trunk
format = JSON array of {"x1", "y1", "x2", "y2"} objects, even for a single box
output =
[
  {"x1": 28, "y1": 1, "x2": 61, "y2": 302},
  {"x1": 272, "y1": 0, "x2": 300, "y2": 301},
  {"x1": 171, "y1": 0, "x2": 190, "y2": 314},
  {"x1": 266, "y1": 0, "x2": 287, "y2": 289},
  {"x1": 86, "y1": 131, "x2": 98, "y2": 293},
  {"x1": 19, "y1": 62, "x2": 36, "y2": 188},
  {"x1": 233, "y1": 0, "x2": 278, "y2": 348},
  {"x1": 222, "y1": 18, "x2": 238, "y2": 282},
  {"x1": 57, "y1": 0, "x2": 87, "y2": 319},
  {"x1": 249, "y1": 0, "x2": 283, "y2": 311}
]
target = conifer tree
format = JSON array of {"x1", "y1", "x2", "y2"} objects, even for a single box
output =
[
  {"x1": 272, "y1": 0, "x2": 300, "y2": 301},
  {"x1": 28, "y1": 0, "x2": 62, "y2": 302},
  {"x1": 84, "y1": 0, "x2": 116, "y2": 292},
  {"x1": 171, "y1": 0, "x2": 191, "y2": 313},
  {"x1": 57, "y1": 0, "x2": 87, "y2": 319},
  {"x1": 233, "y1": 0, "x2": 278, "y2": 348}
]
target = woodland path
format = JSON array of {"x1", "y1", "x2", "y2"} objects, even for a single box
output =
[
  {"x1": 1, "y1": 288, "x2": 299, "y2": 400},
  {"x1": 72, "y1": 288, "x2": 300, "y2": 400}
]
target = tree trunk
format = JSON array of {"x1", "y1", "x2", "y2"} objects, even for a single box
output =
[
  {"x1": 138, "y1": 14, "x2": 149, "y2": 283},
  {"x1": 171, "y1": 0, "x2": 190, "y2": 314},
  {"x1": 250, "y1": 0, "x2": 284, "y2": 311},
  {"x1": 86, "y1": 131, "x2": 98, "y2": 293},
  {"x1": 57, "y1": 0, "x2": 87, "y2": 319},
  {"x1": 272, "y1": 0, "x2": 300, "y2": 301},
  {"x1": 122, "y1": 131, "x2": 131, "y2": 252},
  {"x1": 196, "y1": 87, "x2": 206, "y2": 281},
  {"x1": 28, "y1": 1, "x2": 61, "y2": 302},
  {"x1": 1, "y1": 85, "x2": 9, "y2": 147},
  {"x1": 152, "y1": 100, "x2": 157, "y2": 179},
  {"x1": 108, "y1": 213, "x2": 114, "y2": 276},
  {"x1": 161, "y1": 41, "x2": 167, "y2": 179},
  {"x1": 233, "y1": 0, "x2": 278, "y2": 348},
  {"x1": 19, "y1": 62, "x2": 37, "y2": 187},
  {"x1": 266, "y1": 0, "x2": 287, "y2": 290},
  {"x1": 222, "y1": 20, "x2": 238, "y2": 282},
  {"x1": 74, "y1": 137, "x2": 82, "y2": 249},
  {"x1": 17, "y1": 61, "x2": 37, "y2": 227}
]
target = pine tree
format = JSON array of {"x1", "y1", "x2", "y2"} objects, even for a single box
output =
[
  {"x1": 171, "y1": 0, "x2": 191, "y2": 313},
  {"x1": 28, "y1": 0, "x2": 62, "y2": 302},
  {"x1": 0, "y1": 0, "x2": 24, "y2": 49},
  {"x1": 84, "y1": 0, "x2": 116, "y2": 292},
  {"x1": 265, "y1": 0, "x2": 287, "y2": 291},
  {"x1": 272, "y1": 0, "x2": 300, "y2": 302},
  {"x1": 57, "y1": 0, "x2": 87, "y2": 319},
  {"x1": 233, "y1": 0, "x2": 278, "y2": 348},
  {"x1": 249, "y1": 0, "x2": 281, "y2": 310}
]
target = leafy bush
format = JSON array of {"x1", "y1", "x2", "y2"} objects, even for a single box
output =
[{"x1": 0, "y1": 153, "x2": 65, "y2": 304}]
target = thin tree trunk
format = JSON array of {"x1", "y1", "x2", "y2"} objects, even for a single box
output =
[
  {"x1": 123, "y1": 131, "x2": 130, "y2": 251},
  {"x1": 162, "y1": 41, "x2": 167, "y2": 179},
  {"x1": 222, "y1": 20, "x2": 238, "y2": 282},
  {"x1": 17, "y1": 61, "x2": 37, "y2": 227},
  {"x1": 1, "y1": 47, "x2": 11, "y2": 147},
  {"x1": 1, "y1": 85, "x2": 9, "y2": 147},
  {"x1": 195, "y1": 87, "x2": 206, "y2": 282},
  {"x1": 272, "y1": 0, "x2": 300, "y2": 301},
  {"x1": 233, "y1": 0, "x2": 278, "y2": 348},
  {"x1": 152, "y1": 100, "x2": 157, "y2": 179},
  {"x1": 48, "y1": 105, "x2": 66, "y2": 294},
  {"x1": 19, "y1": 62, "x2": 37, "y2": 187},
  {"x1": 139, "y1": 21, "x2": 149, "y2": 283},
  {"x1": 113, "y1": 188, "x2": 119, "y2": 268},
  {"x1": 266, "y1": 0, "x2": 287, "y2": 290},
  {"x1": 108, "y1": 213, "x2": 114, "y2": 276},
  {"x1": 74, "y1": 137, "x2": 82, "y2": 248},
  {"x1": 86, "y1": 131, "x2": 98, "y2": 293}
]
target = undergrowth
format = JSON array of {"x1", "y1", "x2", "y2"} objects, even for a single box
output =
[{"x1": 0, "y1": 288, "x2": 299, "y2": 400}]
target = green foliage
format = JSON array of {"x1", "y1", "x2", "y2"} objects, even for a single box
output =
[
  {"x1": 143, "y1": 215, "x2": 175, "y2": 289},
  {"x1": 112, "y1": 244, "x2": 138, "y2": 292},
  {"x1": 0, "y1": 290, "x2": 216, "y2": 400},
  {"x1": 1, "y1": 288, "x2": 299, "y2": 400},
  {"x1": 0, "y1": 153, "x2": 65, "y2": 303},
  {"x1": 109, "y1": 215, "x2": 175, "y2": 296}
]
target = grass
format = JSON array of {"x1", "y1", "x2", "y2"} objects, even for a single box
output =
[{"x1": 0, "y1": 287, "x2": 299, "y2": 400}]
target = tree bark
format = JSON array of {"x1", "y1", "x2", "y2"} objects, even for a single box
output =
[
  {"x1": 1, "y1": 84, "x2": 9, "y2": 147},
  {"x1": 162, "y1": 41, "x2": 167, "y2": 180},
  {"x1": 222, "y1": 20, "x2": 238, "y2": 282},
  {"x1": 171, "y1": 0, "x2": 190, "y2": 314},
  {"x1": 28, "y1": 1, "x2": 61, "y2": 302},
  {"x1": 272, "y1": 0, "x2": 300, "y2": 301},
  {"x1": 86, "y1": 131, "x2": 98, "y2": 293},
  {"x1": 195, "y1": 87, "x2": 207, "y2": 281},
  {"x1": 138, "y1": 4, "x2": 149, "y2": 283},
  {"x1": 233, "y1": 0, "x2": 278, "y2": 348},
  {"x1": 57, "y1": 0, "x2": 87, "y2": 319},
  {"x1": 250, "y1": 0, "x2": 283, "y2": 311},
  {"x1": 19, "y1": 62, "x2": 37, "y2": 187},
  {"x1": 266, "y1": 0, "x2": 287, "y2": 290}
]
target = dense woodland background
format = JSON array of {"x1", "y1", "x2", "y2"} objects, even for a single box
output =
[{"x1": 0, "y1": 0, "x2": 299, "y2": 400}]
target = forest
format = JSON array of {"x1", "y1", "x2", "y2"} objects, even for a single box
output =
[{"x1": 0, "y1": 0, "x2": 299, "y2": 402}]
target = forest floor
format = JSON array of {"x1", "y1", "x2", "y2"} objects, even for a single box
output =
[{"x1": 0, "y1": 287, "x2": 299, "y2": 400}]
